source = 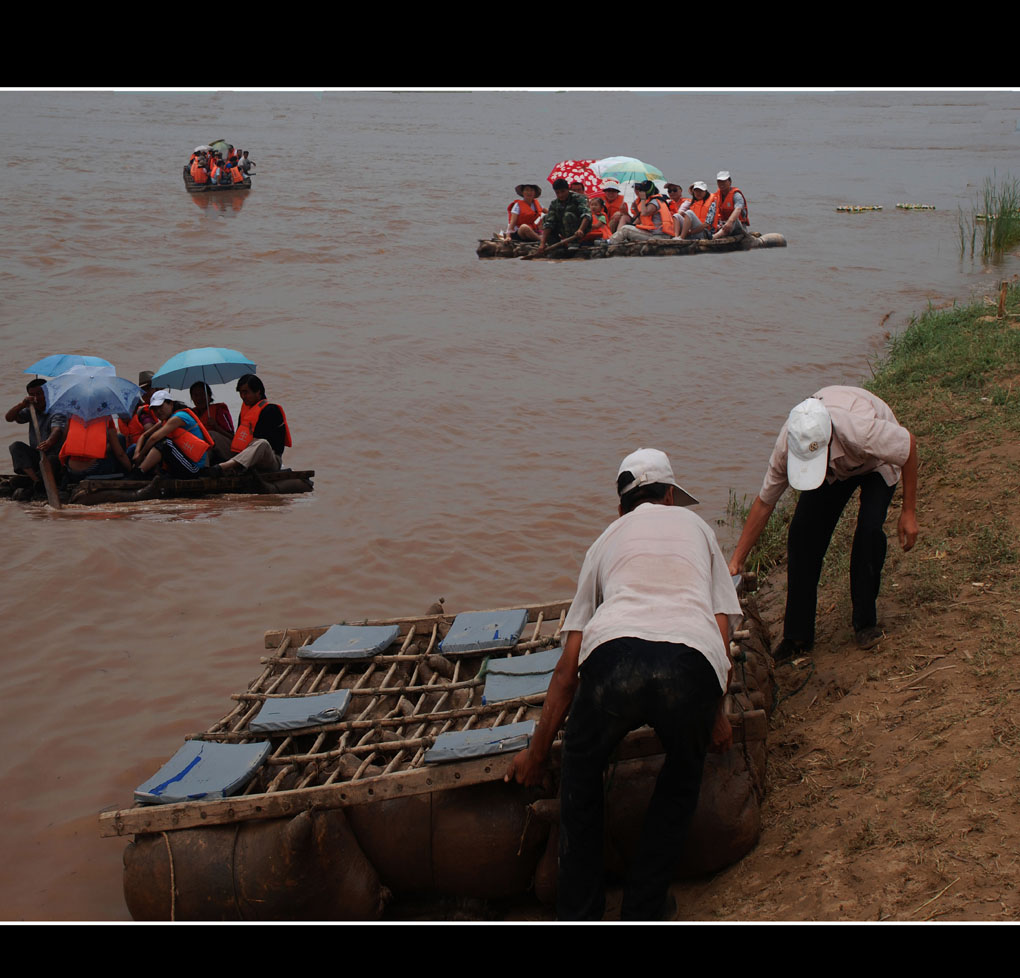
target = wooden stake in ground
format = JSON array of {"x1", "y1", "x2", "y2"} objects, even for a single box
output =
[
  {"x1": 28, "y1": 402, "x2": 61, "y2": 509},
  {"x1": 998, "y1": 281, "x2": 1008, "y2": 319}
]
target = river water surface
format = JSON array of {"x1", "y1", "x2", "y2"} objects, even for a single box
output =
[{"x1": 1, "y1": 89, "x2": 1018, "y2": 920}]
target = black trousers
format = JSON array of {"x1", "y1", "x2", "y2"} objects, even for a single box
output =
[
  {"x1": 556, "y1": 637, "x2": 720, "y2": 921},
  {"x1": 784, "y1": 472, "x2": 896, "y2": 645}
]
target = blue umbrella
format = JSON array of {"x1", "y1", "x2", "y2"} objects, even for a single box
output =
[
  {"x1": 151, "y1": 347, "x2": 256, "y2": 390},
  {"x1": 24, "y1": 354, "x2": 115, "y2": 377},
  {"x1": 42, "y1": 372, "x2": 142, "y2": 423}
]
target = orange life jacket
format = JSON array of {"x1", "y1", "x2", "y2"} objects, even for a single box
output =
[
  {"x1": 582, "y1": 213, "x2": 612, "y2": 242},
  {"x1": 712, "y1": 186, "x2": 749, "y2": 231},
  {"x1": 634, "y1": 196, "x2": 675, "y2": 236},
  {"x1": 688, "y1": 194, "x2": 713, "y2": 224},
  {"x1": 120, "y1": 404, "x2": 158, "y2": 447},
  {"x1": 667, "y1": 197, "x2": 691, "y2": 215},
  {"x1": 167, "y1": 408, "x2": 215, "y2": 463},
  {"x1": 191, "y1": 163, "x2": 209, "y2": 185},
  {"x1": 231, "y1": 166, "x2": 245, "y2": 184},
  {"x1": 230, "y1": 399, "x2": 292, "y2": 454},
  {"x1": 59, "y1": 417, "x2": 110, "y2": 463},
  {"x1": 196, "y1": 402, "x2": 234, "y2": 435},
  {"x1": 604, "y1": 195, "x2": 627, "y2": 220},
  {"x1": 507, "y1": 198, "x2": 543, "y2": 229}
]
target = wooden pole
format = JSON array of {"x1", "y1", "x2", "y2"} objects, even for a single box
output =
[
  {"x1": 998, "y1": 281, "x2": 1008, "y2": 319},
  {"x1": 28, "y1": 403, "x2": 61, "y2": 509}
]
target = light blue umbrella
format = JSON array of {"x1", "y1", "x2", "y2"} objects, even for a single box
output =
[
  {"x1": 151, "y1": 347, "x2": 256, "y2": 390},
  {"x1": 42, "y1": 372, "x2": 142, "y2": 423},
  {"x1": 24, "y1": 354, "x2": 115, "y2": 377}
]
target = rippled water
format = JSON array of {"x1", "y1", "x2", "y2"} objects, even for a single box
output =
[{"x1": 1, "y1": 90, "x2": 1018, "y2": 919}]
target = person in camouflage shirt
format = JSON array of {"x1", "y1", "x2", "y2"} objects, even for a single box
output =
[{"x1": 536, "y1": 178, "x2": 592, "y2": 254}]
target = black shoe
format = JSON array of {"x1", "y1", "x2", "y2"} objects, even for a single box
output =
[
  {"x1": 773, "y1": 638, "x2": 813, "y2": 662},
  {"x1": 855, "y1": 626, "x2": 884, "y2": 650}
]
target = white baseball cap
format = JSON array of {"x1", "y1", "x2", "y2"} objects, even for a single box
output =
[
  {"x1": 786, "y1": 398, "x2": 832, "y2": 490},
  {"x1": 617, "y1": 448, "x2": 698, "y2": 507},
  {"x1": 150, "y1": 390, "x2": 175, "y2": 408},
  {"x1": 716, "y1": 170, "x2": 731, "y2": 181}
]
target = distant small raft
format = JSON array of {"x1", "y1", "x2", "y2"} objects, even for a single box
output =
[
  {"x1": 476, "y1": 230, "x2": 787, "y2": 260},
  {"x1": 182, "y1": 165, "x2": 251, "y2": 193}
]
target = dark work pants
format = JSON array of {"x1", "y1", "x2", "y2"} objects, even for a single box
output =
[
  {"x1": 784, "y1": 472, "x2": 896, "y2": 645},
  {"x1": 557, "y1": 637, "x2": 720, "y2": 921},
  {"x1": 10, "y1": 441, "x2": 58, "y2": 476}
]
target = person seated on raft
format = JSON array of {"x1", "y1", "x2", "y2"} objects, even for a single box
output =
[
  {"x1": 534, "y1": 178, "x2": 592, "y2": 255},
  {"x1": 707, "y1": 170, "x2": 750, "y2": 240},
  {"x1": 608, "y1": 180, "x2": 675, "y2": 243},
  {"x1": 5, "y1": 378, "x2": 66, "y2": 498},
  {"x1": 207, "y1": 373, "x2": 291, "y2": 478},
  {"x1": 131, "y1": 390, "x2": 215, "y2": 480},
  {"x1": 601, "y1": 179, "x2": 632, "y2": 233},
  {"x1": 190, "y1": 381, "x2": 235, "y2": 462},
  {"x1": 506, "y1": 183, "x2": 544, "y2": 242},
  {"x1": 119, "y1": 370, "x2": 159, "y2": 457},
  {"x1": 674, "y1": 181, "x2": 713, "y2": 240},
  {"x1": 581, "y1": 193, "x2": 612, "y2": 243},
  {"x1": 664, "y1": 182, "x2": 691, "y2": 215},
  {"x1": 59, "y1": 415, "x2": 134, "y2": 483},
  {"x1": 238, "y1": 150, "x2": 255, "y2": 177}
]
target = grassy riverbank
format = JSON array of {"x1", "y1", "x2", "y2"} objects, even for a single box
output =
[{"x1": 677, "y1": 275, "x2": 1020, "y2": 921}]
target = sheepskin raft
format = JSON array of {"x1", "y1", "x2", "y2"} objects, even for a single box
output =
[
  {"x1": 476, "y1": 230, "x2": 787, "y2": 259},
  {"x1": 100, "y1": 587, "x2": 775, "y2": 921},
  {"x1": 0, "y1": 469, "x2": 314, "y2": 506}
]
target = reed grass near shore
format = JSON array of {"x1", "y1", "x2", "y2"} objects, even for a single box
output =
[{"x1": 958, "y1": 174, "x2": 1020, "y2": 261}]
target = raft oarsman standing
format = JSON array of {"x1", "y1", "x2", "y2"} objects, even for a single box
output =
[{"x1": 728, "y1": 386, "x2": 919, "y2": 658}]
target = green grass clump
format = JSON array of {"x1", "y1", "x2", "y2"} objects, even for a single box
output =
[{"x1": 726, "y1": 490, "x2": 794, "y2": 578}]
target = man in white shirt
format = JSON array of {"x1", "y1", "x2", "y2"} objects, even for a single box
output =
[
  {"x1": 728, "y1": 386, "x2": 919, "y2": 658},
  {"x1": 506, "y1": 448, "x2": 741, "y2": 920}
]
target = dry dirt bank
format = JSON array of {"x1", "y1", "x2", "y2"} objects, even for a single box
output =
[{"x1": 670, "y1": 279, "x2": 1020, "y2": 921}]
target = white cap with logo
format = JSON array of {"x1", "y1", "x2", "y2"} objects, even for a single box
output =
[{"x1": 786, "y1": 397, "x2": 832, "y2": 490}]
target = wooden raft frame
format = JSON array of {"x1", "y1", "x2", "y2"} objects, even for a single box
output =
[{"x1": 99, "y1": 597, "x2": 767, "y2": 839}]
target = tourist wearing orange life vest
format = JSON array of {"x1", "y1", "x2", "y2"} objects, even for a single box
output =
[
  {"x1": 600, "y1": 180, "x2": 632, "y2": 233},
  {"x1": 207, "y1": 373, "x2": 292, "y2": 478},
  {"x1": 60, "y1": 415, "x2": 133, "y2": 481},
  {"x1": 581, "y1": 194, "x2": 612, "y2": 243},
  {"x1": 132, "y1": 390, "x2": 215, "y2": 480},
  {"x1": 607, "y1": 180, "x2": 675, "y2": 244},
  {"x1": 189, "y1": 381, "x2": 235, "y2": 462},
  {"x1": 664, "y1": 183, "x2": 691, "y2": 216},
  {"x1": 120, "y1": 370, "x2": 160, "y2": 454},
  {"x1": 674, "y1": 181, "x2": 713, "y2": 240},
  {"x1": 506, "y1": 184, "x2": 544, "y2": 242},
  {"x1": 707, "y1": 170, "x2": 750, "y2": 239}
]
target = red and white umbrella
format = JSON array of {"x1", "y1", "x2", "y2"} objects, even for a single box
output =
[{"x1": 546, "y1": 159, "x2": 603, "y2": 195}]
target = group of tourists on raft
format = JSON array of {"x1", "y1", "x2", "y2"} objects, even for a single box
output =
[
  {"x1": 5, "y1": 370, "x2": 291, "y2": 500},
  {"x1": 505, "y1": 171, "x2": 749, "y2": 255},
  {"x1": 187, "y1": 147, "x2": 255, "y2": 186}
]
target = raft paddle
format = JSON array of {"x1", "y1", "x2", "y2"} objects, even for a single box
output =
[
  {"x1": 520, "y1": 232, "x2": 580, "y2": 260},
  {"x1": 28, "y1": 402, "x2": 62, "y2": 509}
]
